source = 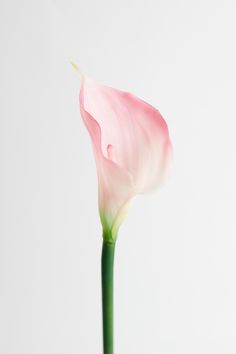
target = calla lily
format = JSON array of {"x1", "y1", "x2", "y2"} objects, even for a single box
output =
[
  {"x1": 77, "y1": 70, "x2": 173, "y2": 354},
  {"x1": 79, "y1": 74, "x2": 172, "y2": 242}
]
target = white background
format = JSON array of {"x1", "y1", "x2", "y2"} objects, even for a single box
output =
[{"x1": 1, "y1": 0, "x2": 236, "y2": 353}]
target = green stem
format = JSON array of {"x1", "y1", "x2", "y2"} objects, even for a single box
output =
[{"x1": 101, "y1": 240, "x2": 116, "y2": 354}]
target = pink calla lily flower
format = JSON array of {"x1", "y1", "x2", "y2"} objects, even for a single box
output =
[{"x1": 79, "y1": 74, "x2": 172, "y2": 241}]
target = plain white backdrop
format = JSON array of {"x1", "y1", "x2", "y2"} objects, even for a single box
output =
[{"x1": 1, "y1": 0, "x2": 236, "y2": 353}]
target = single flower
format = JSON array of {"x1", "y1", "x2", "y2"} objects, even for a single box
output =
[{"x1": 79, "y1": 74, "x2": 172, "y2": 242}]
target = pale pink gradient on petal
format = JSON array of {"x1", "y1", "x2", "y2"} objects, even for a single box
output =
[{"x1": 79, "y1": 75, "x2": 172, "y2": 238}]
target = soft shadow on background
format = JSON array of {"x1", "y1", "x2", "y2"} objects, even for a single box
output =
[{"x1": 1, "y1": 0, "x2": 236, "y2": 353}]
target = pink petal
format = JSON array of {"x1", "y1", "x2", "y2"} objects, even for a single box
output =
[{"x1": 79, "y1": 75, "x2": 172, "y2": 238}]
